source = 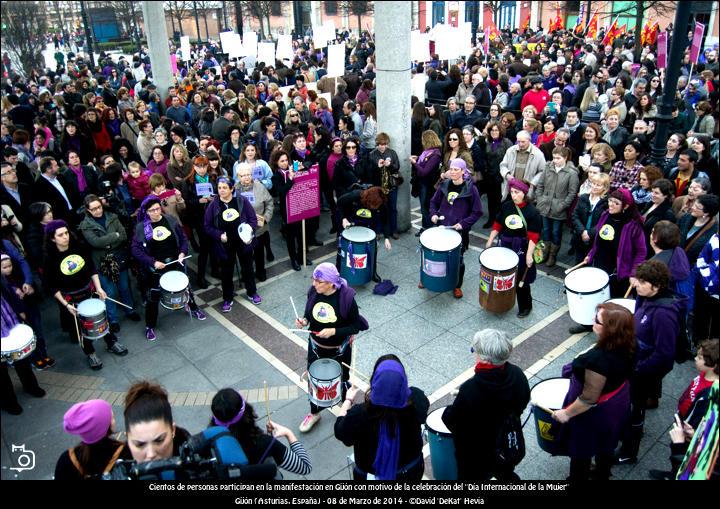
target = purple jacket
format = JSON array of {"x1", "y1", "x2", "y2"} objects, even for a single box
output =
[
  {"x1": 204, "y1": 194, "x2": 258, "y2": 259},
  {"x1": 587, "y1": 211, "x2": 646, "y2": 279},
  {"x1": 315, "y1": 108, "x2": 335, "y2": 133},
  {"x1": 429, "y1": 179, "x2": 483, "y2": 231},
  {"x1": 131, "y1": 214, "x2": 188, "y2": 270},
  {"x1": 634, "y1": 291, "x2": 686, "y2": 377}
]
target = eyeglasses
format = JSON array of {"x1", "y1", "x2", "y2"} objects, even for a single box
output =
[
  {"x1": 147, "y1": 206, "x2": 162, "y2": 213},
  {"x1": 346, "y1": 145, "x2": 357, "y2": 150},
  {"x1": 449, "y1": 137, "x2": 459, "y2": 141},
  {"x1": 289, "y1": 113, "x2": 299, "y2": 117},
  {"x1": 88, "y1": 204, "x2": 103, "y2": 212},
  {"x1": 594, "y1": 314, "x2": 603, "y2": 326}
]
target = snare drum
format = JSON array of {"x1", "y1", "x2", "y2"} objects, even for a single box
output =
[
  {"x1": 159, "y1": 271, "x2": 190, "y2": 310},
  {"x1": 1, "y1": 324, "x2": 36, "y2": 363},
  {"x1": 339, "y1": 226, "x2": 376, "y2": 286},
  {"x1": 479, "y1": 247, "x2": 520, "y2": 314},
  {"x1": 425, "y1": 406, "x2": 457, "y2": 480},
  {"x1": 77, "y1": 299, "x2": 109, "y2": 341},
  {"x1": 419, "y1": 227, "x2": 462, "y2": 293},
  {"x1": 307, "y1": 358, "x2": 343, "y2": 408},
  {"x1": 530, "y1": 377, "x2": 571, "y2": 455},
  {"x1": 564, "y1": 267, "x2": 610, "y2": 326}
]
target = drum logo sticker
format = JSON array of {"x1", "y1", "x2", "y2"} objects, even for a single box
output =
[
  {"x1": 505, "y1": 214, "x2": 523, "y2": 230},
  {"x1": 346, "y1": 253, "x2": 368, "y2": 269},
  {"x1": 494, "y1": 273, "x2": 516, "y2": 291},
  {"x1": 599, "y1": 224, "x2": 615, "y2": 241},
  {"x1": 222, "y1": 208, "x2": 240, "y2": 222},
  {"x1": 60, "y1": 254, "x2": 86, "y2": 276},
  {"x1": 480, "y1": 270, "x2": 492, "y2": 294},
  {"x1": 447, "y1": 192, "x2": 459, "y2": 204},
  {"x1": 538, "y1": 419, "x2": 556, "y2": 441},
  {"x1": 312, "y1": 302, "x2": 338, "y2": 324},
  {"x1": 356, "y1": 208, "x2": 372, "y2": 219},
  {"x1": 152, "y1": 226, "x2": 172, "y2": 241},
  {"x1": 315, "y1": 381, "x2": 340, "y2": 401},
  {"x1": 423, "y1": 258, "x2": 447, "y2": 277}
]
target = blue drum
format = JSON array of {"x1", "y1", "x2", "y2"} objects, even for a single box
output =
[
  {"x1": 339, "y1": 226, "x2": 376, "y2": 286},
  {"x1": 530, "y1": 377, "x2": 570, "y2": 455},
  {"x1": 425, "y1": 406, "x2": 457, "y2": 480},
  {"x1": 420, "y1": 227, "x2": 462, "y2": 292}
]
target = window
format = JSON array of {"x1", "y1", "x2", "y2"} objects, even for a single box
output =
[
  {"x1": 325, "y1": 1, "x2": 338, "y2": 16},
  {"x1": 271, "y1": 2, "x2": 282, "y2": 16},
  {"x1": 432, "y1": 1, "x2": 445, "y2": 26}
]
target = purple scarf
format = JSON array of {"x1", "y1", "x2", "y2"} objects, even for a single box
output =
[
  {"x1": 418, "y1": 148, "x2": 439, "y2": 162},
  {"x1": 68, "y1": 164, "x2": 88, "y2": 193},
  {"x1": 347, "y1": 155, "x2": 358, "y2": 167},
  {"x1": 312, "y1": 263, "x2": 347, "y2": 288},
  {"x1": 139, "y1": 196, "x2": 162, "y2": 241},
  {"x1": 1, "y1": 287, "x2": 21, "y2": 337}
]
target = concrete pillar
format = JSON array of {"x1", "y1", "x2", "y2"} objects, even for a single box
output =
[
  {"x1": 375, "y1": 2, "x2": 412, "y2": 233},
  {"x1": 141, "y1": 1, "x2": 174, "y2": 102},
  {"x1": 310, "y1": 1, "x2": 322, "y2": 28}
]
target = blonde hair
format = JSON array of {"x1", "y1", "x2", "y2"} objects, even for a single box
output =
[
  {"x1": 169, "y1": 143, "x2": 189, "y2": 166},
  {"x1": 128, "y1": 161, "x2": 141, "y2": 172},
  {"x1": 580, "y1": 87, "x2": 598, "y2": 112},
  {"x1": 421, "y1": 130, "x2": 442, "y2": 150},
  {"x1": 591, "y1": 172, "x2": 611, "y2": 195}
]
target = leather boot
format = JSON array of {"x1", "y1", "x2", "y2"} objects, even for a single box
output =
[{"x1": 545, "y1": 243, "x2": 560, "y2": 267}]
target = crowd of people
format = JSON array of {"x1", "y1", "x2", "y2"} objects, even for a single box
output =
[{"x1": 1, "y1": 16, "x2": 718, "y2": 481}]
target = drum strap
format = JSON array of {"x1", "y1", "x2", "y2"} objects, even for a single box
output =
[
  {"x1": 353, "y1": 455, "x2": 423, "y2": 479},
  {"x1": 258, "y1": 437, "x2": 277, "y2": 464},
  {"x1": 513, "y1": 204, "x2": 528, "y2": 231}
]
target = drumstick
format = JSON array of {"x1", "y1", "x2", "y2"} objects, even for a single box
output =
[
  {"x1": 164, "y1": 255, "x2": 194, "y2": 267},
  {"x1": 341, "y1": 362, "x2": 370, "y2": 382},
  {"x1": 290, "y1": 296, "x2": 300, "y2": 320},
  {"x1": 623, "y1": 284, "x2": 633, "y2": 299},
  {"x1": 533, "y1": 403, "x2": 555, "y2": 415},
  {"x1": 289, "y1": 329, "x2": 321, "y2": 334},
  {"x1": 564, "y1": 260, "x2": 588, "y2": 275},
  {"x1": 518, "y1": 266, "x2": 530, "y2": 288},
  {"x1": 70, "y1": 306, "x2": 82, "y2": 346},
  {"x1": 95, "y1": 294, "x2": 133, "y2": 310},
  {"x1": 263, "y1": 380, "x2": 271, "y2": 425}
]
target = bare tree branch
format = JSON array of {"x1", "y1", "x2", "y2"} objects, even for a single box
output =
[
  {"x1": 338, "y1": 1, "x2": 374, "y2": 33},
  {"x1": 1, "y1": 1, "x2": 49, "y2": 77}
]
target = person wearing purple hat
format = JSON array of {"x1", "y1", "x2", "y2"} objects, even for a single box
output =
[
  {"x1": 54, "y1": 399, "x2": 126, "y2": 480},
  {"x1": 295, "y1": 262, "x2": 369, "y2": 432},
  {"x1": 44, "y1": 219, "x2": 128, "y2": 370},
  {"x1": 427, "y1": 157, "x2": 483, "y2": 299},
  {"x1": 335, "y1": 354, "x2": 429, "y2": 480},
  {"x1": 568, "y1": 187, "x2": 647, "y2": 334},
  {"x1": 485, "y1": 178, "x2": 542, "y2": 317}
]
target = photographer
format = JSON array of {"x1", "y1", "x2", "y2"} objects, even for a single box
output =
[{"x1": 97, "y1": 164, "x2": 133, "y2": 224}]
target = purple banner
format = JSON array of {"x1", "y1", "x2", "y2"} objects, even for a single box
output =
[
  {"x1": 689, "y1": 22, "x2": 705, "y2": 64},
  {"x1": 170, "y1": 54, "x2": 178, "y2": 74},
  {"x1": 285, "y1": 164, "x2": 320, "y2": 224},
  {"x1": 657, "y1": 32, "x2": 667, "y2": 69}
]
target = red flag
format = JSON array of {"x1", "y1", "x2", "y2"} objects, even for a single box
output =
[
  {"x1": 521, "y1": 14, "x2": 531, "y2": 32},
  {"x1": 555, "y1": 10, "x2": 564, "y2": 31},
  {"x1": 586, "y1": 12, "x2": 599, "y2": 39},
  {"x1": 647, "y1": 22, "x2": 660, "y2": 46},
  {"x1": 641, "y1": 22, "x2": 650, "y2": 46},
  {"x1": 618, "y1": 24, "x2": 627, "y2": 36},
  {"x1": 487, "y1": 21, "x2": 501, "y2": 41},
  {"x1": 602, "y1": 16, "x2": 619, "y2": 47},
  {"x1": 549, "y1": 17, "x2": 555, "y2": 32}
]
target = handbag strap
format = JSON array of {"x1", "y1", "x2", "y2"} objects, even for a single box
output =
[
  {"x1": 684, "y1": 220, "x2": 716, "y2": 255},
  {"x1": 513, "y1": 204, "x2": 528, "y2": 231}
]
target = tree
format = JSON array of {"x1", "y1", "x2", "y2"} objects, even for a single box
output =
[
  {"x1": 105, "y1": 1, "x2": 143, "y2": 50},
  {"x1": 339, "y1": 1, "x2": 374, "y2": 34},
  {"x1": 165, "y1": 1, "x2": 193, "y2": 37},
  {"x1": 194, "y1": 1, "x2": 219, "y2": 40},
  {"x1": 1, "y1": 1, "x2": 48, "y2": 77},
  {"x1": 241, "y1": 1, "x2": 273, "y2": 40}
]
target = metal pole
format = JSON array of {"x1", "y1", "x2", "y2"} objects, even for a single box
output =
[
  {"x1": 193, "y1": 1, "x2": 202, "y2": 44},
  {"x1": 79, "y1": 0, "x2": 95, "y2": 68},
  {"x1": 132, "y1": 4, "x2": 142, "y2": 54},
  {"x1": 648, "y1": 1, "x2": 692, "y2": 167},
  {"x1": 234, "y1": 0, "x2": 243, "y2": 36}
]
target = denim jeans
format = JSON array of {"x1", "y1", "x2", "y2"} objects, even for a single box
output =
[
  {"x1": 99, "y1": 270, "x2": 135, "y2": 324},
  {"x1": 541, "y1": 217, "x2": 564, "y2": 246}
]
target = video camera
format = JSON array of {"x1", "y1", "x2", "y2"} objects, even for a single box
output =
[{"x1": 103, "y1": 427, "x2": 277, "y2": 481}]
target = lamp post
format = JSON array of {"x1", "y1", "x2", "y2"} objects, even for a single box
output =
[
  {"x1": 79, "y1": 0, "x2": 95, "y2": 68},
  {"x1": 648, "y1": 1, "x2": 692, "y2": 166}
]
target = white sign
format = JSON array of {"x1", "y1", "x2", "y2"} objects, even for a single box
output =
[
  {"x1": 276, "y1": 34, "x2": 293, "y2": 62},
  {"x1": 180, "y1": 36, "x2": 191, "y2": 62},
  {"x1": 229, "y1": 33, "x2": 245, "y2": 58},
  {"x1": 258, "y1": 42, "x2": 276, "y2": 65},
  {"x1": 327, "y1": 43, "x2": 346, "y2": 78},
  {"x1": 220, "y1": 31, "x2": 236, "y2": 54},
  {"x1": 411, "y1": 31, "x2": 431, "y2": 62},
  {"x1": 243, "y1": 31, "x2": 258, "y2": 59},
  {"x1": 313, "y1": 22, "x2": 336, "y2": 48}
]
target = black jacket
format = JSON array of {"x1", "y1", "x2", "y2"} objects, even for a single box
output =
[
  {"x1": 572, "y1": 194, "x2": 608, "y2": 240},
  {"x1": 31, "y1": 174, "x2": 79, "y2": 223},
  {"x1": 0, "y1": 182, "x2": 33, "y2": 227},
  {"x1": 642, "y1": 201, "x2": 676, "y2": 258},
  {"x1": 333, "y1": 156, "x2": 371, "y2": 199}
]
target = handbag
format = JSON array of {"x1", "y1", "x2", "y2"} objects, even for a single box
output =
[
  {"x1": 99, "y1": 253, "x2": 121, "y2": 284},
  {"x1": 389, "y1": 173, "x2": 404, "y2": 188}
]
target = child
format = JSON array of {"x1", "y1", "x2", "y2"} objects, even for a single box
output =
[
  {"x1": 148, "y1": 173, "x2": 185, "y2": 222},
  {"x1": 125, "y1": 161, "x2": 152, "y2": 208}
]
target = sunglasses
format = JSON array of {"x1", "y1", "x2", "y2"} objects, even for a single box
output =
[
  {"x1": 346, "y1": 145, "x2": 357, "y2": 149},
  {"x1": 449, "y1": 137, "x2": 459, "y2": 141}
]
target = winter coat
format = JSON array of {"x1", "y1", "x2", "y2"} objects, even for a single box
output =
[
  {"x1": 131, "y1": 214, "x2": 187, "y2": 270},
  {"x1": 203, "y1": 195, "x2": 258, "y2": 258},
  {"x1": 236, "y1": 180, "x2": 274, "y2": 237},
  {"x1": 429, "y1": 179, "x2": 483, "y2": 230},
  {"x1": 534, "y1": 162, "x2": 580, "y2": 220},
  {"x1": 78, "y1": 211, "x2": 129, "y2": 268},
  {"x1": 498, "y1": 144, "x2": 546, "y2": 199},
  {"x1": 634, "y1": 290, "x2": 686, "y2": 378},
  {"x1": 587, "y1": 211, "x2": 647, "y2": 279}
]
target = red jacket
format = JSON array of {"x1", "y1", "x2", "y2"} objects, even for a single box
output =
[{"x1": 521, "y1": 89, "x2": 551, "y2": 115}]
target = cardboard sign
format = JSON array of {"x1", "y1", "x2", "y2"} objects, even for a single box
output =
[
  {"x1": 240, "y1": 191, "x2": 255, "y2": 205},
  {"x1": 180, "y1": 36, "x2": 191, "y2": 61},
  {"x1": 411, "y1": 31, "x2": 431, "y2": 62},
  {"x1": 327, "y1": 43, "x2": 346, "y2": 78},
  {"x1": 170, "y1": 54, "x2": 178, "y2": 74},
  {"x1": 243, "y1": 31, "x2": 258, "y2": 59},
  {"x1": 258, "y1": 42, "x2": 276, "y2": 65},
  {"x1": 195, "y1": 182, "x2": 213, "y2": 197},
  {"x1": 276, "y1": 34, "x2": 293, "y2": 62},
  {"x1": 285, "y1": 164, "x2": 320, "y2": 224}
]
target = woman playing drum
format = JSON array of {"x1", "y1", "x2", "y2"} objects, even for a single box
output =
[
  {"x1": 335, "y1": 354, "x2": 429, "y2": 481},
  {"x1": 204, "y1": 177, "x2": 262, "y2": 312},
  {"x1": 550, "y1": 302, "x2": 634, "y2": 480},
  {"x1": 44, "y1": 220, "x2": 128, "y2": 370},
  {"x1": 427, "y1": 158, "x2": 483, "y2": 299},
  {"x1": 295, "y1": 263, "x2": 368, "y2": 433},
  {"x1": 131, "y1": 197, "x2": 206, "y2": 342},
  {"x1": 485, "y1": 179, "x2": 541, "y2": 318}
]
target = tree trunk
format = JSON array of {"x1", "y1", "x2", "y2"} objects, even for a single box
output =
[
  {"x1": 357, "y1": 14, "x2": 362, "y2": 35},
  {"x1": 203, "y1": 12, "x2": 209, "y2": 41},
  {"x1": 266, "y1": 15, "x2": 272, "y2": 40},
  {"x1": 633, "y1": 0, "x2": 644, "y2": 62}
]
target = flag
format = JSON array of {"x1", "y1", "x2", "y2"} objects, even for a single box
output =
[
  {"x1": 690, "y1": 22, "x2": 705, "y2": 64},
  {"x1": 602, "y1": 16, "x2": 620, "y2": 47},
  {"x1": 586, "y1": 11, "x2": 599, "y2": 39},
  {"x1": 554, "y1": 9, "x2": 564, "y2": 32},
  {"x1": 548, "y1": 17, "x2": 555, "y2": 32},
  {"x1": 641, "y1": 21, "x2": 650, "y2": 46},
  {"x1": 647, "y1": 22, "x2": 659, "y2": 46},
  {"x1": 618, "y1": 24, "x2": 627, "y2": 36},
  {"x1": 487, "y1": 21, "x2": 501, "y2": 41},
  {"x1": 574, "y1": 3, "x2": 586, "y2": 35},
  {"x1": 521, "y1": 13, "x2": 531, "y2": 32}
]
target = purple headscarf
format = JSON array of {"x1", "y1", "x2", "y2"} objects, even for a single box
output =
[
  {"x1": 312, "y1": 262, "x2": 347, "y2": 289},
  {"x1": 370, "y1": 359, "x2": 411, "y2": 480},
  {"x1": 139, "y1": 196, "x2": 162, "y2": 241}
]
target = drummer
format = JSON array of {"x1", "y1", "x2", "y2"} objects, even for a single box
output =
[
  {"x1": 1, "y1": 261, "x2": 45, "y2": 415},
  {"x1": 204, "y1": 176, "x2": 262, "y2": 312},
  {"x1": 44, "y1": 220, "x2": 128, "y2": 370},
  {"x1": 131, "y1": 197, "x2": 206, "y2": 342},
  {"x1": 485, "y1": 178, "x2": 541, "y2": 318},
  {"x1": 427, "y1": 158, "x2": 483, "y2": 299},
  {"x1": 336, "y1": 185, "x2": 392, "y2": 283},
  {"x1": 295, "y1": 263, "x2": 369, "y2": 433}
]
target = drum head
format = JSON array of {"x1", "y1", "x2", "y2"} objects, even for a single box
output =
[
  {"x1": 606, "y1": 298, "x2": 636, "y2": 314},
  {"x1": 238, "y1": 222, "x2": 253, "y2": 244},
  {"x1": 342, "y1": 226, "x2": 376, "y2": 243},
  {"x1": 479, "y1": 247, "x2": 519, "y2": 271},
  {"x1": 530, "y1": 378, "x2": 570, "y2": 410},
  {"x1": 308, "y1": 358, "x2": 342, "y2": 379},
  {"x1": 1, "y1": 324, "x2": 34, "y2": 352},
  {"x1": 426, "y1": 406, "x2": 452, "y2": 435},
  {"x1": 420, "y1": 227, "x2": 462, "y2": 251},
  {"x1": 564, "y1": 267, "x2": 609, "y2": 294},
  {"x1": 160, "y1": 271, "x2": 190, "y2": 292},
  {"x1": 77, "y1": 298, "x2": 106, "y2": 316}
]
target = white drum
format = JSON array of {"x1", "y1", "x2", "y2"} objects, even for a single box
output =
[
  {"x1": 238, "y1": 222, "x2": 254, "y2": 245},
  {"x1": 159, "y1": 271, "x2": 190, "y2": 310},
  {"x1": 77, "y1": 298, "x2": 109, "y2": 341},
  {"x1": 564, "y1": 267, "x2": 610, "y2": 325},
  {"x1": 1, "y1": 324, "x2": 36, "y2": 363},
  {"x1": 605, "y1": 298, "x2": 636, "y2": 314},
  {"x1": 307, "y1": 358, "x2": 343, "y2": 408}
]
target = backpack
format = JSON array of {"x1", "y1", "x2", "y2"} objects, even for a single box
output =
[{"x1": 495, "y1": 413, "x2": 525, "y2": 468}]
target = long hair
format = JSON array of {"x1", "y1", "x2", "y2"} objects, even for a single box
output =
[
  {"x1": 208, "y1": 388, "x2": 262, "y2": 452},
  {"x1": 595, "y1": 303, "x2": 636, "y2": 357},
  {"x1": 443, "y1": 128, "x2": 468, "y2": 153}
]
